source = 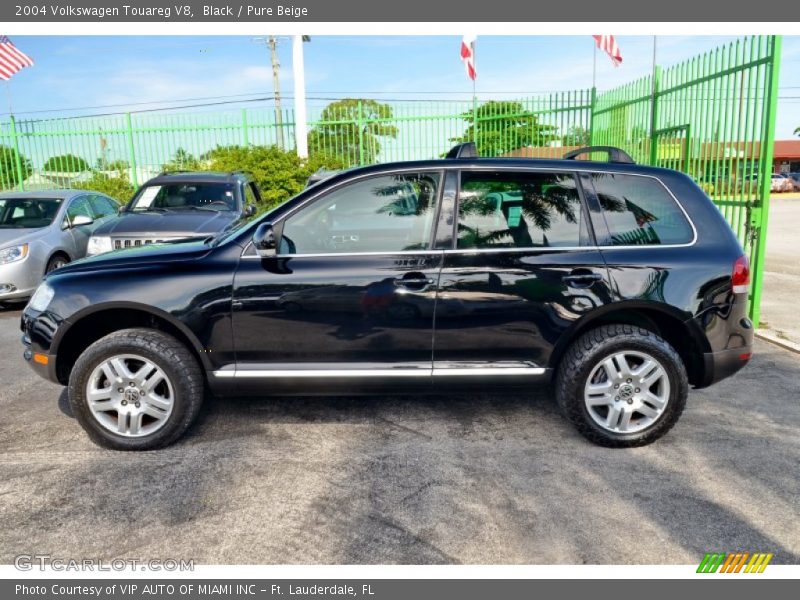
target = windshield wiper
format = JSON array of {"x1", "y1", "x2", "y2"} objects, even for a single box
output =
[{"x1": 131, "y1": 206, "x2": 167, "y2": 213}]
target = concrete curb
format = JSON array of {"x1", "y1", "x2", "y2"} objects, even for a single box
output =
[{"x1": 755, "y1": 330, "x2": 800, "y2": 354}]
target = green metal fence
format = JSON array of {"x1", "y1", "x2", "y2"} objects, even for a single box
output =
[
  {"x1": 0, "y1": 35, "x2": 781, "y2": 324},
  {"x1": 592, "y1": 35, "x2": 781, "y2": 326}
]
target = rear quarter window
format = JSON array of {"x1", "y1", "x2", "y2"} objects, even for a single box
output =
[{"x1": 591, "y1": 173, "x2": 694, "y2": 246}]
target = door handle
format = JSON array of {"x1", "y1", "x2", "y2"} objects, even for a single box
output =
[
  {"x1": 562, "y1": 270, "x2": 603, "y2": 288},
  {"x1": 394, "y1": 273, "x2": 435, "y2": 289}
]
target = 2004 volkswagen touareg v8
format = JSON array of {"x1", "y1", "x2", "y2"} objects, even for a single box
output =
[{"x1": 21, "y1": 144, "x2": 754, "y2": 450}]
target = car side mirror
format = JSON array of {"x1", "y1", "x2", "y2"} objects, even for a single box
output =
[
  {"x1": 118, "y1": 205, "x2": 128, "y2": 214},
  {"x1": 244, "y1": 203, "x2": 257, "y2": 218},
  {"x1": 253, "y1": 222, "x2": 277, "y2": 258},
  {"x1": 69, "y1": 214, "x2": 94, "y2": 228}
]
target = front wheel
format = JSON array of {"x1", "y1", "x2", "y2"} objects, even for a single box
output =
[
  {"x1": 555, "y1": 324, "x2": 688, "y2": 447},
  {"x1": 68, "y1": 328, "x2": 204, "y2": 450}
]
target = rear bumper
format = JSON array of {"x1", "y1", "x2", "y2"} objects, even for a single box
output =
[{"x1": 701, "y1": 345, "x2": 752, "y2": 387}]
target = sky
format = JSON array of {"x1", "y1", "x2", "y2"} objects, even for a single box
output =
[{"x1": 2, "y1": 34, "x2": 800, "y2": 137}]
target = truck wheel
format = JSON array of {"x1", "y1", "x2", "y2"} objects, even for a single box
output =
[
  {"x1": 555, "y1": 324, "x2": 688, "y2": 447},
  {"x1": 68, "y1": 328, "x2": 204, "y2": 450}
]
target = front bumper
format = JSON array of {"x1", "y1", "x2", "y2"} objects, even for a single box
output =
[
  {"x1": 0, "y1": 258, "x2": 40, "y2": 301},
  {"x1": 21, "y1": 309, "x2": 63, "y2": 385}
]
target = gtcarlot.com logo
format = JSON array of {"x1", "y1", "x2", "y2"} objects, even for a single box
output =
[{"x1": 697, "y1": 552, "x2": 774, "y2": 573}]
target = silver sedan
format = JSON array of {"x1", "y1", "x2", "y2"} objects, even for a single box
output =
[{"x1": 0, "y1": 190, "x2": 119, "y2": 304}]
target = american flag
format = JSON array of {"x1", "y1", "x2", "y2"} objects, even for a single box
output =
[
  {"x1": 460, "y1": 35, "x2": 477, "y2": 81},
  {"x1": 593, "y1": 35, "x2": 623, "y2": 67},
  {"x1": 0, "y1": 36, "x2": 34, "y2": 81}
]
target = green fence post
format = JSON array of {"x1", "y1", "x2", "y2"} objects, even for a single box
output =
[
  {"x1": 241, "y1": 108, "x2": 249, "y2": 146},
  {"x1": 750, "y1": 35, "x2": 782, "y2": 328},
  {"x1": 9, "y1": 115, "x2": 25, "y2": 191},
  {"x1": 357, "y1": 100, "x2": 365, "y2": 166},
  {"x1": 125, "y1": 112, "x2": 139, "y2": 187},
  {"x1": 648, "y1": 65, "x2": 662, "y2": 165},
  {"x1": 588, "y1": 86, "x2": 597, "y2": 146}
]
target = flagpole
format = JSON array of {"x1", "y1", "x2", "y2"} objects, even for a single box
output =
[
  {"x1": 5, "y1": 81, "x2": 13, "y2": 115},
  {"x1": 592, "y1": 40, "x2": 597, "y2": 90},
  {"x1": 472, "y1": 38, "x2": 478, "y2": 146}
]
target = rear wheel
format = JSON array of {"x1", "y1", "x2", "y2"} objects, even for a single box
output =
[
  {"x1": 68, "y1": 328, "x2": 204, "y2": 450},
  {"x1": 555, "y1": 324, "x2": 688, "y2": 447}
]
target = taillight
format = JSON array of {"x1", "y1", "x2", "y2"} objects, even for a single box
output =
[{"x1": 732, "y1": 255, "x2": 750, "y2": 295}]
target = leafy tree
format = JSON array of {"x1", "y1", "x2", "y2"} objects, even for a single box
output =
[
  {"x1": 204, "y1": 145, "x2": 344, "y2": 211},
  {"x1": 795, "y1": 126, "x2": 800, "y2": 136},
  {"x1": 95, "y1": 157, "x2": 130, "y2": 171},
  {"x1": 451, "y1": 101, "x2": 558, "y2": 157},
  {"x1": 0, "y1": 145, "x2": 32, "y2": 189},
  {"x1": 43, "y1": 154, "x2": 90, "y2": 173},
  {"x1": 161, "y1": 147, "x2": 201, "y2": 172},
  {"x1": 307, "y1": 99, "x2": 398, "y2": 167},
  {"x1": 74, "y1": 169, "x2": 136, "y2": 204},
  {"x1": 561, "y1": 125, "x2": 591, "y2": 147}
]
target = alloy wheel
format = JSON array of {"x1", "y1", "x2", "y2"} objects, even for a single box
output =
[
  {"x1": 85, "y1": 354, "x2": 175, "y2": 437},
  {"x1": 583, "y1": 350, "x2": 670, "y2": 434}
]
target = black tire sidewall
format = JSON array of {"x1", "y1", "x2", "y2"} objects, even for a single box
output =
[
  {"x1": 68, "y1": 331, "x2": 201, "y2": 450},
  {"x1": 557, "y1": 326, "x2": 688, "y2": 447}
]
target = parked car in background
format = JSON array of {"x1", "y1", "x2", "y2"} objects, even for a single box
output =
[
  {"x1": 0, "y1": 190, "x2": 119, "y2": 305},
  {"x1": 22, "y1": 144, "x2": 753, "y2": 451},
  {"x1": 786, "y1": 172, "x2": 800, "y2": 191},
  {"x1": 85, "y1": 171, "x2": 259, "y2": 256},
  {"x1": 770, "y1": 173, "x2": 794, "y2": 193}
]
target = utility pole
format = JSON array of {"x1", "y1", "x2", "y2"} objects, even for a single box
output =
[
  {"x1": 268, "y1": 36, "x2": 285, "y2": 149},
  {"x1": 293, "y1": 35, "x2": 309, "y2": 159}
]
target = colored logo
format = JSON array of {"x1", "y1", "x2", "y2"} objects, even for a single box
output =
[{"x1": 697, "y1": 552, "x2": 774, "y2": 573}]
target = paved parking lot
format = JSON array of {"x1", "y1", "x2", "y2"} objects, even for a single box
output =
[
  {"x1": 0, "y1": 303, "x2": 798, "y2": 565},
  {"x1": 762, "y1": 195, "x2": 800, "y2": 345}
]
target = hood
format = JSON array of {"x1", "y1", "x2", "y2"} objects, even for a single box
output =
[
  {"x1": 0, "y1": 226, "x2": 51, "y2": 248},
  {"x1": 50, "y1": 238, "x2": 213, "y2": 276},
  {"x1": 92, "y1": 210, "x2": 240, "y2": 237}
]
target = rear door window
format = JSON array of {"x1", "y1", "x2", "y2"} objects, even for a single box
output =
[
  {"x1": 590, "y1": 173, "x2": 694, "y2": 246},
  {"x1": 456, "y1": 170, "x2": 586, "y2": 249}
]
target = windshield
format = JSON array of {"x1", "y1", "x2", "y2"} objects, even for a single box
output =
[
  {"x1": 0, "y1": 197, "x2": 63, "y2": 229},
  {"x1": 129, "y1": 182, "x2": 237, "y2": 212}
]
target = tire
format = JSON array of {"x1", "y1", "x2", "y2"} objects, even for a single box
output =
[
  {"x1": 46, "y1": 254, "x2": 70, "y2": 274},
  {"x1": 68, "y1": 328, "x2": 204, "y2": 450},
  {"x1": 555, "y1": 324, "x2": 688, "y2": 448}
]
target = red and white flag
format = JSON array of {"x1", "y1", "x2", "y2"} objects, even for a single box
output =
[
  {"x1": 593, "y1": 35, "x2": 623, "y2": 67},
  {"x1": 460, "y1": 35, "x2": 477, "y2": 81},
  {"x1": 0, "y1": 36, "x2": 34, "y2": 81}
]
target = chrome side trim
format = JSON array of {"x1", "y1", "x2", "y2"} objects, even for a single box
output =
[
  {"x1": 433, "y1": 367, "x2": 546, "y2": 376},
  {"x1": 212, "y1": 367, "x2": 547, "y2": 378}
]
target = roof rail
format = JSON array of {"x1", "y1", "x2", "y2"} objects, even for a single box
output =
[
  {"x1": 446, "y1": 142, "x2": 478, "y2": 159},
  {"x1": 562, "y1": 146, "x2": 635, "y2": 164}
]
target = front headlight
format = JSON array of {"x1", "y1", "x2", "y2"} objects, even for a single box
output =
[
  {"x1": 28, "y1": 283, "x2": 54, "y2": 312},
  {"x1": 0, "y1": 243, "x2": 29, "y2": 265},
  {"x1": 87, "y1": 236, "x2": 113, "y2": 256}
]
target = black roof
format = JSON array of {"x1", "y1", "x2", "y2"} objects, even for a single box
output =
[{"x1": 143, "y1": 171, "x2": 251, "y2": 186}]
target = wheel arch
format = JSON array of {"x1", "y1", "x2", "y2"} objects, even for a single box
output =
[
  {"x1": 52, "y1": 302, "x2": 209, "y2": 385},
  {"x1": 549, "y1": 301, "x2": 711, "y2": 387},
  {"x1": 45, "y1": 249, "x2": 72, "y2": 272}
]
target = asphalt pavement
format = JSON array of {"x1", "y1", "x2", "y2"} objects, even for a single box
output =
[{"x1": 0, "y1": 303, "x2": 797, "y2": 565}]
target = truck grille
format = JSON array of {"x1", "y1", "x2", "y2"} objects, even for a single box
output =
[{"x1": 113, "y1": 237, "x2": 182, "y2": 250}]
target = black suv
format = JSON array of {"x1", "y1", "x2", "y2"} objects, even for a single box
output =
[
  {"x1": 21, "y1": 144, "x2": 753, "y2": 450},
  {"x1": 85, "y1": 171, "x2": 259, "y2": 256}
]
